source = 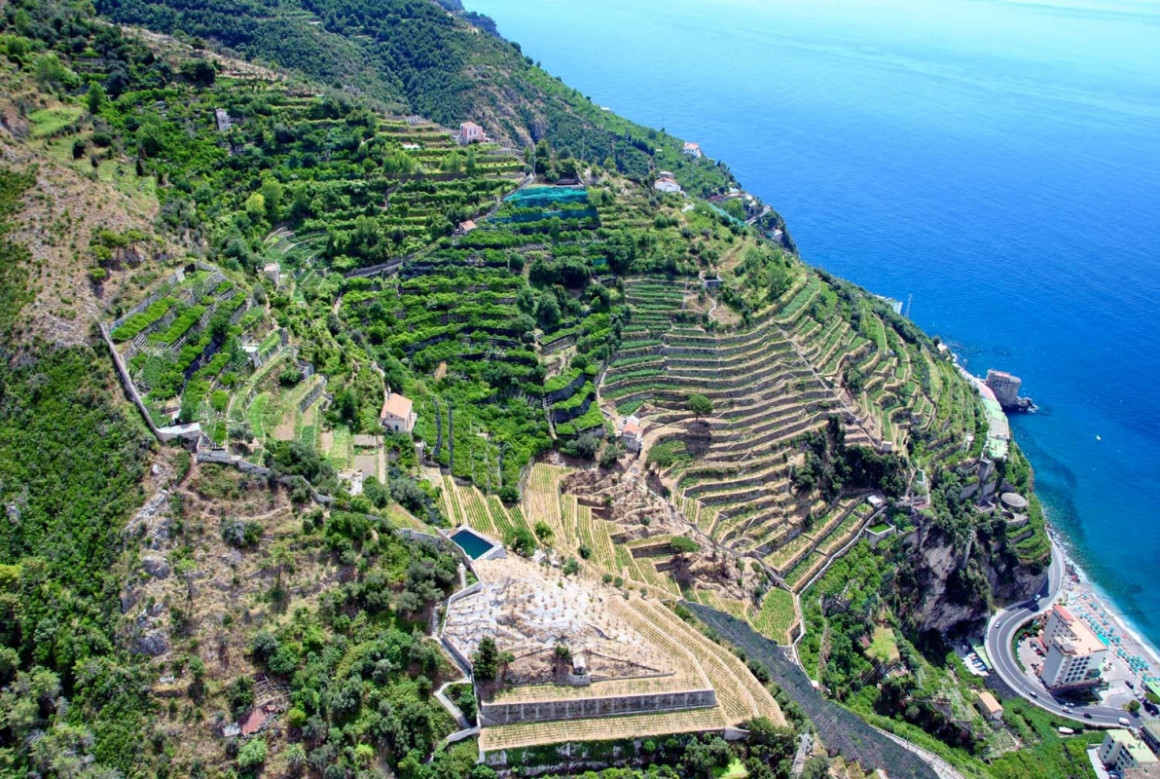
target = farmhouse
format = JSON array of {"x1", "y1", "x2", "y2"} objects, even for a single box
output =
[
  {"x1": 621, "y1": 415, "x2": 643, "y2": 453},
  {"x1": 456, "y1": 121, "x2": 487, "y2": 145},
  {"x1": 381, "y1": 388, "x2": 417, "y2": 434}
]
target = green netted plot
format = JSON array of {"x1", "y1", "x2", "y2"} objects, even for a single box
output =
[{"x1": 503, "y1": 186, "x2": 588, "y2": 208}]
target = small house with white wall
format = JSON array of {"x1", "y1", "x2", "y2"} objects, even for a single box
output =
[
  {"x1": 381, "y1": 388, "x2": 417, "y2": 435},
  {"x1": 621, "y1": 415, "x2": 643, "y2": 453},
  {"x1": 683, "y1": 142, "x2": 703, "y2": 158}
]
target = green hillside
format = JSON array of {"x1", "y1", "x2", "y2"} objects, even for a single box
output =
[{"x1": 0, "y1": 0, "x2": 1061, "y2": 776}]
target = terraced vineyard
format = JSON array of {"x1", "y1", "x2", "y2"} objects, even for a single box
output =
[
  {"x1": 603, "y1": 266, "x2": 978, "y2": 576},
  {"x1": 752, "y1": 588, "x2": 799, "y2": 645},
  {"x1": 516, "y1": 464, "x2": 684, "y2": 598}
]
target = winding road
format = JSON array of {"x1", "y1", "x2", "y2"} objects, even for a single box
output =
[{"x1": 984, "y1": 539, "x2": 1142, "y2": 728}]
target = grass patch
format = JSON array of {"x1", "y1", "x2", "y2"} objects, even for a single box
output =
[
  {"x1": 28, "y1": 106, "x2": 83, "y2": 138},
  {"x1": 712, "y1": 758, "x2": 748, "y2": 779},
  {"x1": 867, "y1": 626, "x2": 900, "y2": 664}
]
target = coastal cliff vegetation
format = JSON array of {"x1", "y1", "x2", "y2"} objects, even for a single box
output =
[{"x1": 0, "y1": 0, "x2": 1067, "y2": 776}]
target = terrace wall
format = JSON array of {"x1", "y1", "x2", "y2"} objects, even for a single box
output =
[{"x1": 480, "y1": 689, "x2": 716, "y2": 726}]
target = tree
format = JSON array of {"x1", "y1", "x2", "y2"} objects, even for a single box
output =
[
  {"x1": 180, "y1": 59, "x2": 216, "y2": 87},
  {"x1": 575, "y1": 431, "x2": 600, "y2": 460},
  {"x1": 237, "y1": 738, "x2": 267, "y2": 770},
  {"x1": 175, "y1": 557, "x2": 197, "y2": 608},
  {"x1": 86, "y1": 82, "x2": 106, "y2": 114},
  {"x1": 473, "y1": 636, "x2": 499, "y2": 682},
  {"x1": 688, "y1": 394, "x2": 714, "y2": 419},
  {"x1": 505, "y1": 526, "x2": 536, "y2": 556},
  {"x1": 536, "y1": 291, "x2": 561, "y2": 328},
  {"x1": 244, "y1": 191, "x2": 266, "y2": 223},
  {"x1": 599, "y1": 443, "x2": 623, "y2": 469},
  {"x1": 261, "y1": 179, "x2": 284, "y2": 223},
  {"x1": 671, "y1": 536, "x2": 700, "y2": 555},
  {"x1": 269, "y1": 543, "x2": 293, "y2": 594}
]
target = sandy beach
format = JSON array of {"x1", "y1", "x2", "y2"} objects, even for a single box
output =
[{"x1": 1051, "y1": 529, "x2": 1160, "y2": 685}]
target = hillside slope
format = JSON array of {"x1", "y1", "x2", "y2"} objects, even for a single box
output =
[{"x1": 0, "y1": 0, "x2": 1058, "y2": 776}]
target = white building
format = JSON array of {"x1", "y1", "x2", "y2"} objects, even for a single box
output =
[
  {"x1": 381, "y1": 388, "x2": 417, "y2": 435},
  {"x1": 654, "y1": 176, "x2": 682, "y2": 194},
  {"x1": 1100, "y1": 730, "x2": 1158, "y2": 772},
  {"x1": 683, "y1": 142, "x2": 703, "y2": 158},
  {"x1": 621, "y1": 415, "x2": 643, "y2": 453},
  {"x1": 1039, "y1": 604, "x2": 1108, "y2": 689}
]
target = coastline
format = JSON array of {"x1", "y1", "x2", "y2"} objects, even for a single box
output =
[
  {"x1": 955, "y1": 359, "x2": 1160, "y2": 679},
  {"x1": 1048, "y1": 525, "x2": 1160, "y2": 682}
]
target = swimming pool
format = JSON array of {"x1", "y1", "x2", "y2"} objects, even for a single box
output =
[{"x1": 449, "y1": 528, "x2": 496, "y2": 560}]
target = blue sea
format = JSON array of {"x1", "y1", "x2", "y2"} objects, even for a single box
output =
[{"x1": 467, "y1": 0, "x2": 1160, "y2": 646}]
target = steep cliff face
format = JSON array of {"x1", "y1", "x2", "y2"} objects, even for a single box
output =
[{"x1": 897, "y1": 518, "x2": 1045, "y2": 635}]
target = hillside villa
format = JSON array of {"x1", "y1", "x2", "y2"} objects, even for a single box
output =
[
  {"x1": 654, "y1": 174, "x2": 682, "y2": 194},
  {"x1": 457, "y1": 121, "x2": 487, "y2": 145},
  {"x1": 621, "y1": 415, "x2": 643, "y2": 453},
  {"x1": 381, "y1": 388, "x2": 417, "y2": 434}
]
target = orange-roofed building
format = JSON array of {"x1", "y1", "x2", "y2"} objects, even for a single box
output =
[
  {"x1": 1040, "y1": 602, "x2": 1108, "y2": 689},
  {"x1": 975, "y1": 691, "x2": 1003, "y2": 721},
  {"x1": 621, "y1": 415, "x2": 643, "y2": 453},
  {"x1": 381, "y1": 387, "x2": 417, "y2": 435},
  {"x1": 239, "y1": 708, "x2": 266, "y2": 736}
]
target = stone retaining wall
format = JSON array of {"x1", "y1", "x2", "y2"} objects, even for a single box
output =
[{"x1": 480, "y1": 689, "x2": 716, "y2": 726}]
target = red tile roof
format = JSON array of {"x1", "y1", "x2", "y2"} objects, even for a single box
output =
[
  {"x1": 240, "y1": 708, "x2": 266, "y2": 736},
  {"x1": 382, "y1": 392, "x2": 413, "y2": 421}
]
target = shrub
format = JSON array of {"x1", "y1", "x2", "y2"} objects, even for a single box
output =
[
  {"x1": 574, "y1": 431, "x2": 600, "y2": 459},
  {"x1": 221, "y1": 518, "x2": 263, "y2": 548},
  {"x1": 505, "y1": 526, "x2": 536, "y2": 556},
  {"x1": 237, "y1": 738, "x2": 267, "y2": 770}
]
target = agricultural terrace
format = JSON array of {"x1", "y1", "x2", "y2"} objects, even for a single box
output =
[
  {"x1": 110, "y1": 263, "x2": 265, "y2": 444},
  {"x1": 447, "y1": 557, "x2": 783, "y2": 753},
  {"x1": 604, "y1": 258, "x2": 980, "y2": 583},
  {"x1": 79, "y1": 51, "x2": 835, "y2": 506}
]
